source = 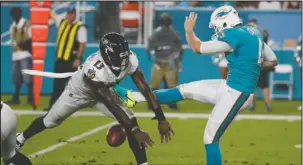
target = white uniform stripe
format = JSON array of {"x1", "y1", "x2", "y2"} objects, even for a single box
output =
[{"x1": 13, "y1": 110, "x2": 301, "y2": 121}]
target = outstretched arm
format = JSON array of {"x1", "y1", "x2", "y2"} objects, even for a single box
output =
[
  {"x1": 131, "y1": 68, "x2": 165, "y2": 121},
  {"x1": 131, "y1": 68, "x2": 175, "y2": 143},
  {"x1": 185, "y1": 12, "x2": 232, "y2": 54}
]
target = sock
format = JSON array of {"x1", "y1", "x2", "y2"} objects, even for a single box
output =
[
  {"x1": 23, "y1": 117, "x2": 47, "y2": 139},
  {"x1": 153, "y1": 87, "x2": 183, "y2": 104},
  {"x1": 4, "y1": 151, "x2": 32, "y2": 165},
  {"x1": 17, "y1": 133, "x2": 26, "y2": 143},
  {"x1": 205, "y1": 143, "x2": 222, "y2": 165},
  {"x1": 127, "y1": 118, "x2": 147, "y2": 164},
  {"x1": 140, "y1": 163, "x2": 148, "y2": 165}
]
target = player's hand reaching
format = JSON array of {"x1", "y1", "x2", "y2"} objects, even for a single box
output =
[
  {"x1": 184, "y1": 12, "x2": 198, "y2": 33},
  {"x1": 158, "y1": 119, "x2": 175, "y2": 143},
  {"x1": 133, "y1": 129, "x2": 155, "y2": 148}
]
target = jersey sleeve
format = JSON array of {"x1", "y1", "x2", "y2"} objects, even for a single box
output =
[
  {"x1": 217, "y1": 29, "x2": 241, "y2": 51},
  {"x1": 127, "y1": 51, "x2": 139, "y2": 75}
]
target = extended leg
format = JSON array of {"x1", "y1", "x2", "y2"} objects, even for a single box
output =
[
  {"x1": 117, "y1": 80, "x2": 222, "y2": 105},
  {"x1": 17, "y1": 89, "x2": 84, "y2": 150}
]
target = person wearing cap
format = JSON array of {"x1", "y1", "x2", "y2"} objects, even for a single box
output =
[
  {"x1": 247, "y1": 18, "x2": 272, "y2": 112},
  {"x1": 147, "y1": 13, "x2": 183, "y2": 110},
  {"x1": 44, "y1": 6, "x2": 87, "y2": 111},
  {"x1": 7, "y1": 7, "x2": 33, "y2": 106}
]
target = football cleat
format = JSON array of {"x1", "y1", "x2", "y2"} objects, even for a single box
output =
[
  {"x1": 16, "y1": 133, "x2": 25, "y2": 151},
  {"x1": 113, "y1": 84, "x2": 136, "y2": 108}
]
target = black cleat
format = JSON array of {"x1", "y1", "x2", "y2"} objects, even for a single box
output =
[{"x1": 265, "y1": 104, "x2": 272, "y2": 112}]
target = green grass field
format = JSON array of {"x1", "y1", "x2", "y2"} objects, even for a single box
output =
[{"x1": 1, "y1": 95, "x2": 302, "y2": 165}]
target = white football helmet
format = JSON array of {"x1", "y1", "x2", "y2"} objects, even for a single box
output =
[{"x1": 209, "y1": 6, "x2": 242, "y2": 34}]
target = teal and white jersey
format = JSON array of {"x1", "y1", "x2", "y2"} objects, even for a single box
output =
[{"x1": 217, "y1": 26, "x2": 264, "y2": 93}]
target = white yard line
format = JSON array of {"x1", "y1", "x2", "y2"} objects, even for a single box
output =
[
  {"x1": 17, "y1": 111, "x2": 300, "y2": 158},
  {"x1": 28, "y1": 121, "x2": 117, "y2": 158},
  {"x1": 14, "y1": 110, "x2": 301, "y2": 121}
]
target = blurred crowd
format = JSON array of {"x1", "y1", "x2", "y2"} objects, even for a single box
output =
[
  {"x1": 153, "y1": 1, "x2": 302, "y2": 10},
  {"x1": 3, "y1": 1, "x2": 302, "y2": 111},
  {"x1": 95, "y1": 1, "x2": 302, "y2": 44}
]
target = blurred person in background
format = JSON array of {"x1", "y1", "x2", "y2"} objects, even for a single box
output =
[
  {"x1": 177, "y1": 1, "x2": 201, "y2": 7},
  {"x1": 201, "y1": 1, "x2": 235, "y2": 8},
  {"x1": 147, "y1": 13, "x2": 183, "y2": 110},
  {"x1": 94, "y1": 1, "x2": 120, "y2": 40},
  {"x1": 235, "y1": 1, "x2": 259, "y2": 9},
  {"x1": 258, "y1": 1, "x2": 281, "y2": 10},
  {"x1": 247, "y1": 19, "x2": 272, "y2": 112},
  {"x1": 154, "y1": 1, "x2": 176, "y2": 7},
  {"x1": 7, "y1": 7, "x2": 33, "y2": 106},
  {"x1": 44, "y1": 6, "x2": 87, "y2": 111},
  {"x1": 282, "y1": 1, "x2": 302, "y2": 10},
  {"x1": 294, "y1": 35, "x2": 302, "y2": 111}
]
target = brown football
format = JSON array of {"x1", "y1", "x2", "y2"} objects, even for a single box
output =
[{"x1": 106, "y1": 124, "x2": 126, "y2": 147}]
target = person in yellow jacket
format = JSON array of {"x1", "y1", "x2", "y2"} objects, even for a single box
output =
[{"x1": 45, "y1": 6, "x2": 87, "y2": 111}]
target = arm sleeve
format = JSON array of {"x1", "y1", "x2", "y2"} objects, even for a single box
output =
[
  {"x1": 263, "y1": 43, "x2": 277, "y2": 61},
  {"x1": 77, "y1": 26, "x2": 87, "y2": 43},
  {"x1": 199, "y1": 40, "x2": 233, "y2": 54}
]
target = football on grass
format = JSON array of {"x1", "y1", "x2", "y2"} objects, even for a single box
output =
[{"x1": 106, "y1": 124, "x2": 126, "y2": 147}]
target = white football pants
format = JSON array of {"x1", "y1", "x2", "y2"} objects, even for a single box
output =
[{"x1": 1, "y1": 103, "x2": 17, "y2": 159}]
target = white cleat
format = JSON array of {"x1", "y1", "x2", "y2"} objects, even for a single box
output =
[{"x1": 298, "y1": 105, "x2": 302, "y2": 111}]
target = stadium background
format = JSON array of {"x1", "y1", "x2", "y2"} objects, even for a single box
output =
[
  {"x1": 0, "y1": 1, "x2": 302, "y2": 165},
  {"x1": 1, "y1": 1, "x2": 302, "y2": 99}
]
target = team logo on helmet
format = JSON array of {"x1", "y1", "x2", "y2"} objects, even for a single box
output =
[
  {"x1": 102, "y1": 38, "x2": 114, "y2": 53},
  {"x1": 216, "y1": 9, "x2": 232, "y2": 19},
  {"x1": 87, "y1": 69, "x2": 96, "y2": 79}
]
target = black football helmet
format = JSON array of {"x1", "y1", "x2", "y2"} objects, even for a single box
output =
[{"x1": 99, "y1": 32, "x2": 130, "y2": 76}]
